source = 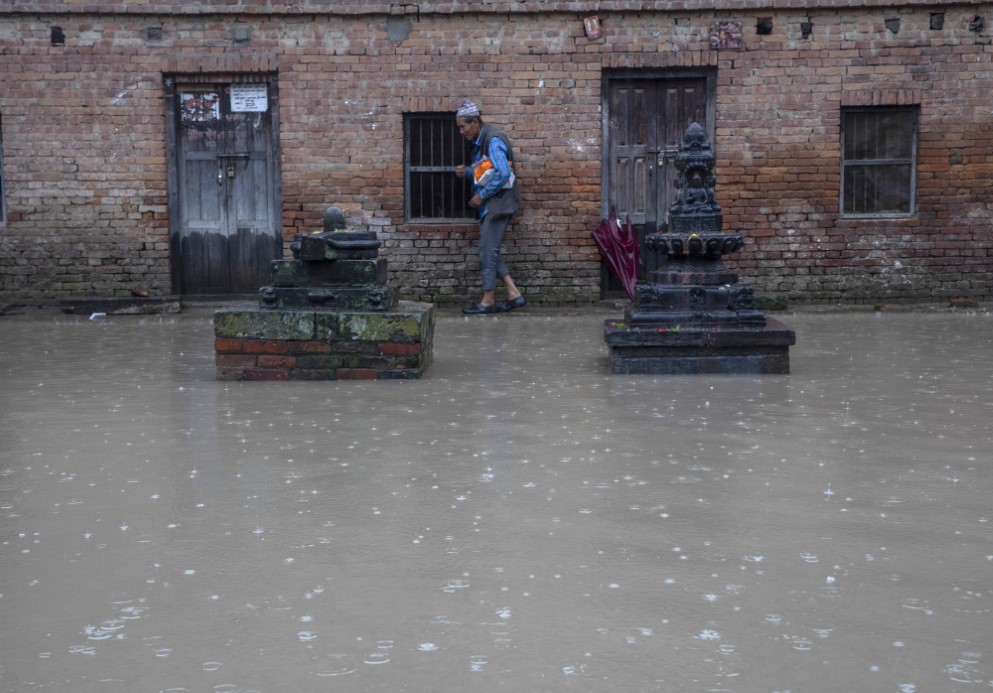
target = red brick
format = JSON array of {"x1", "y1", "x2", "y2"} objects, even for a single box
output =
[
  {"x1": 214, "y1": 338, "x2": 244, "y2": 354},
  {"x1": 300, "y1": 340, "x2": 333, "y2": 354},
  {"x1": 243, "y1": 369, "x2": 290, "y2": 381},
  {"x1": 258, "y1": 355, "x2": 298, "y2": 368},
  {"x1": 336, "y1": 368, "x2": 379, "y2": 380},
  {"x1": 216, "y1": 354, "x2": 257, "y2": 367},
  {"x1": 380, "y1": 343, "x2": 421, "y2": 356},
  {"x1": 243, "y1": 340, "x2": 289, "y2": 355}
]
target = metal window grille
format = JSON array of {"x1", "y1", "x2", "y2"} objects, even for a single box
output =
[
  {"x1": 0, "y1": 113, "x2": 5, "y2": 227},
  {"x1": 404, "y1": 113, "x2": 474, "y2": 222},
  {"x1": 841, "y1": 106, "x2": 918, "y2": 215}
]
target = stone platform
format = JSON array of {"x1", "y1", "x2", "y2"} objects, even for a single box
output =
[
  {"x1": 604, "y1": 317, "x2": 795, "y2": 375},
  {"x1": 214, "y1": 302, "x2": 434, "y2": 381}
]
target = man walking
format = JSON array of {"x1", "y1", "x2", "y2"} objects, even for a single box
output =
[{"x1": 454, "y1": 100, "x2": 526, "y2": 315}]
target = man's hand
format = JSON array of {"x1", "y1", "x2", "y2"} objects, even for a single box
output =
[
  {"x1": 455, "y1": 165, "x2": 466, "y2": 177},
  {"x1": 468, "y1": 194, "x2": 482, "y2": 209}
]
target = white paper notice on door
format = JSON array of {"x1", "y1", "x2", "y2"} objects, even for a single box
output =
[{"x1": 230, "y1": 85, "x2": 268, "y2": 112}]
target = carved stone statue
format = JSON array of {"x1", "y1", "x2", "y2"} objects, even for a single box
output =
[
  {"x1": 603, "y1": 123, "x2": 795, "y2": 374},
  {"x1": 668, "y1": 122, "x2": 723, "y2": 234}
]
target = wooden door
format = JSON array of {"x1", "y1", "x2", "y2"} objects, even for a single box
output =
[
  {"x1": 604, "y1": 76, "x2": 711, "y2": 293},
  {"x1": 170, "y1": 80, "x2": 281, "y2": 295}
]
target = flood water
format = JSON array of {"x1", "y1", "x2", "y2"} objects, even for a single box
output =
[{"x1": 1, "y1": 307, "x2": 991, "y2": 692}]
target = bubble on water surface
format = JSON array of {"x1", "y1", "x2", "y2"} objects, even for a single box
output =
[
  {"x1": 417, "y1": 643, "x2": 439, "y2": 652},
  {"x1": 943, "y1": 651, "x2": 984, "y2": 683},
  {"x1": 312, "y1": 653, "x2": 357, "y2": 677},
  {"x1": 442, "y1": 578, "x2": 470, "y2": 593}
]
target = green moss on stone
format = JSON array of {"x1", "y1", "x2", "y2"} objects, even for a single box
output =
[{"x1": 214, "y1": 309, "x2": 316, "y2": 340}]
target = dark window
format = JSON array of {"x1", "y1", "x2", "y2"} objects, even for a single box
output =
[
  {"x1": 841, "y1": 106, "x2": 918, "y2": 215},
  {"x1": 0, "y1": 113, "x2": 5, "y2": 227},
  {"x1": 404, "y1": 113, "x2": 474, "y2": 222}
]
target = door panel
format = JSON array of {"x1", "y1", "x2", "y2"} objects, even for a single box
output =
[
  {"x1": 173, "y1": 82, "x2": 280, "y2": 295},
  {"x1": 604, "y1": 76, "x2": 711, "y2": 294},
  {"x1": 609, "y1": 83, "x2": 657, "y2": 226}
]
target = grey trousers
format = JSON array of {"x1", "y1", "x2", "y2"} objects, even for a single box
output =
[{"x1": 477, "y1": 213, "x2": 512, "y2": 291}]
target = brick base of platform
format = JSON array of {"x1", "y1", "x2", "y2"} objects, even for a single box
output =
[{"x1": 214, "y1": 302, "x2": 435, "y2": 381}]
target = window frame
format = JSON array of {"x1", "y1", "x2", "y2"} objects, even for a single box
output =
[
  {"x1": 840, "y1": 105, "x2": 919, "y2": 217},
  {"x1": 403, "y1": 112, "x2": 475, "y2": 223},
  {"x1": 0, "y1": 113, "x2": 6, "y2": 227}
]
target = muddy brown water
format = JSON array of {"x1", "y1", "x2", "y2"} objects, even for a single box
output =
[{"x1": 1, "y1": 309, "x2": 991, "y2": 692}]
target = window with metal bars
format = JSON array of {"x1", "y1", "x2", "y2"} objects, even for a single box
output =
[
  {"x1": 0, "y1": 113, "x2": 6, "y2": 227},
  {"x1": 841, "y1": 106, "x2": 918, "y2": 216},
  {"x1": 404, "y1": 113, "x2": 474, "y2": 222}
]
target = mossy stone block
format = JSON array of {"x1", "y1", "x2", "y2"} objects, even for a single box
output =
[
  {"x1": 270, "y1": 260, "x2": 308, "y2": 288},
  {"x1": 316, "y1": 302, "x2": 433, "y2": 343},
  {"x1": 214, "y1": 308, "x2": 316, "y2": 341}
]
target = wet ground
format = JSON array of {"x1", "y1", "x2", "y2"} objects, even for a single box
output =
[{"x1": 1, "y1": 306, "x2": 991, "y2": 692}]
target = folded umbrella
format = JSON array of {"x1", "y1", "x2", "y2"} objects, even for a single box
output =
[{"x1": 592, "y1": 215, "x2": 640, "y2": 300}]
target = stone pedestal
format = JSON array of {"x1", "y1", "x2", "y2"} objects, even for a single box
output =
[
  {"x1": 605, "y1": 317, "x2": 794, "y2": 375},
  {"x1": 214, "y1": 205, "x2": 435, "y2": 380},
  {"x1": 215, "y1": 302, "x2": 434, "y2": 381}
]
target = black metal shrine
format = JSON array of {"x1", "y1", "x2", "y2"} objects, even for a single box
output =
[{"x1": 604, "y1": 123, "x2": 796, "y2": 374}]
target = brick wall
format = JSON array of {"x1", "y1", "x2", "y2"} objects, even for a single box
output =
[{"x1": 0, "y1": 4, "x2": 990, "y2": 305}]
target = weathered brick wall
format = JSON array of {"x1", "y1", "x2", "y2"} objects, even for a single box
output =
[
  {"x1": 0, "y1": 4, "x2": 990, "y2": 305},
  {"x1": 0, "y1": 16, "x2": 174, "y2": 300},
  {"x1": 718, "y1": 10, "x2": 993, "y2": 303}
]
